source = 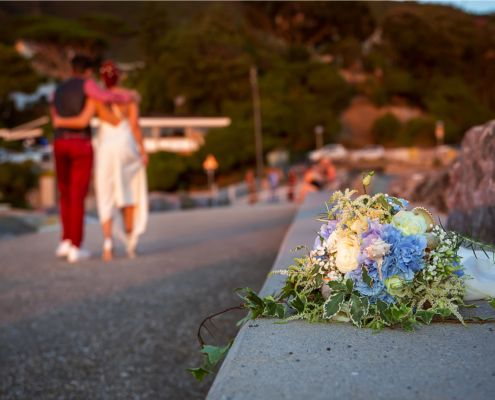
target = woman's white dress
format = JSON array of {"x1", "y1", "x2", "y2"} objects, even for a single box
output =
[{"x1": 94, "y1": 117, "x2": 148, "y2": 243}]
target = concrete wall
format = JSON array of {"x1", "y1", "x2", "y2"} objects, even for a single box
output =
[{"x1": 207, "y1": 191, "x2": 495, "y2": 400}]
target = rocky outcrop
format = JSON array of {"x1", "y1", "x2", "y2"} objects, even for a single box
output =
[{"x1": 446, "y1": 120, "x2": 495, "y2": 244}]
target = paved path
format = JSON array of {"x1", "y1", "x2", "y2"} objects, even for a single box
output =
[{"x1": 0, "y1": 204, "x2": 296, "y2": 399}]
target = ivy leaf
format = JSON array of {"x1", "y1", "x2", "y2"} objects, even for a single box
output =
[
  {"x1": 349, "y1": 294, "x2": 364, "y2": 326},
  {"x1": 377, "y1": 300, "x2": 392, "y2": 324},
  {"x1": 275, "y1": 304, "x2": 286, "y2": 319},
  {"x1": 345, "y1": 279, "x2": 354, "y2": 293},
  {"x1": 415, "y1": 310, "x2": 435, "y2": 325},
  {"x1": 327, "y1": 281, "x2": 346, "y2": 292},
  {"x1": 401, "y1": 319, "x2": 416, "y2": 332},
  {"x1": 201, "y1": 343, "x2": 232, "y2": 366},
  {"x1": 367, "y1": 319, "x2": 385, "y2": 331},
  {"x1": 323, "y1": 292, "x2": 345, "y2": 319},
  {"x1": 361, "y1": 297, "x2": 370, "y2": 316},
  {"x1": 290, "y1": 294, "x2": 306, "y2": 313},
  {"x1": 436, "y1": 308, "x2": 452, "y2": 318},
  {"x1": 361, "y1": 268, "x2": 373, "y2": 288},
  {"x1": 187, "y1": 367, "x2": 211, "y2": 381},
  {"x1": 263, "y1": 297, "x2": 277, "y2": 317},
  {"x1": 390, "y1": 304, "x2": 411, "y2": 322}
]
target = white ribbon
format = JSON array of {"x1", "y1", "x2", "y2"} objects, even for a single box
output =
[{"x1": 459, "y1": 247, "x2": 495, "y2": 301}]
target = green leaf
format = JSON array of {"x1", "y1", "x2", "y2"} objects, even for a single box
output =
[
  {"x1": 377, "y1": 300, "x2": 393, "y2": 324},
  {"x1": 201, "y1": 343, "x2": 231, "y2": 366},
  {"x1": 263, "y1": 297, "x2": 277, "y2": 317},
  {"x1": 345, "y1": 279, "x2": 354, "y2": 293},
  {"x1": 275, "y1": 304, "x2": 286, "y2": 319},
  {"x1": 401, "y1": 319, "x2": 416, "y2": 332},
  {"x1": 323, "y1": 292, "x2": 345, "y2": 319},
  {"x1": 436, "y1": 308, "x2": 452, "y2": 318},
  {"x1": 367, "y1": 319, "x2": 385, "y2": 331},
  {"x1": 290, "y1": 294, "x2": 306, "y2": 313},
  {"x1": 361, "y1": 268, "x2": 373, "y2": 287},
  {"x1": 489, "y1": 298, "x2": 495, "y2": 310},
  {"x1": 327, "y1": 281, "x2": 346, "y2": 292},
  {"x1": 187, "y1": 367, "x2": 211, "y2": 381},
  {"x1": 349, "y1": 294, "x2": 365, "y2": 326},
  {"x1": 415, "y1": 310, "x2": 435, "y2": 325}
]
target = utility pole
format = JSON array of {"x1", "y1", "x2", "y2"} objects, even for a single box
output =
[{"x1": 249, "y1": 65, "x2": 264, "y2": 185}]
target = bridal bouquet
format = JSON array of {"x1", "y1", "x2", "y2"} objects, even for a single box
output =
[
  {"x1": 279, "y1": 183, "x2": 465, "y2": 330},
  {"x1": 189, "y1": 172, "x2": 495, "y2": 380}
]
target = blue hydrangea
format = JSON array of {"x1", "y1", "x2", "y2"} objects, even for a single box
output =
[
  {"x1": 348, "y1": 260, "x2": 395, "y2": 304},
  {"x1": 380, "y1": 225, "x2": 427, "y2": 281}
]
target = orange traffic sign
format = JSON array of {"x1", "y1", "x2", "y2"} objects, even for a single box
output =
[{"x1": 203, "y1": 154, "x2": 219, "y2": 171}]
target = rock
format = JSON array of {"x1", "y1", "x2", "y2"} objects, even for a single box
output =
[
  {"x1": 388, "y1": 168, "x2": 450, "y2": 213},
  {"x1": 446, "y1": 120, "x2": 495, "y2": 244}
]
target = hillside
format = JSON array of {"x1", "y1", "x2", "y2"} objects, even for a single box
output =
[{"x1": 1, "y1": 1, "x2": 494, "y2": 189}]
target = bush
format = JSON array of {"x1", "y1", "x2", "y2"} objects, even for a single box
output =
[
  {"x1": 0, "y1": 161, "x2": 39, "y2": 208},
  {"x1": 401, "y1": 117, "x2": 436, "y2": 147},
  {"x1": 372, "y1": 113, "x2": 402, "y2": 146}
]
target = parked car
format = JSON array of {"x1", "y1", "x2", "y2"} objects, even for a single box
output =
[
  {"x1": 309, "y1": 144, "x2": 348, "y2": 162},
  {"x1": 350, "y1": 145, "x2": 385, "y2": 163}
]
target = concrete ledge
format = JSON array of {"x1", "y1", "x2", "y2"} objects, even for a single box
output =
[{"x1": 207, "y1": 192, "x2": 495, "y2": 400}]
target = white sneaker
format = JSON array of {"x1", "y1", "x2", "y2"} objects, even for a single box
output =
[
  {"x1": 55, "y1": 240, "x2": 72, "y2": 258},
  {"x1": 67, "y1": 246, "x2": 91, "y2": 263}
]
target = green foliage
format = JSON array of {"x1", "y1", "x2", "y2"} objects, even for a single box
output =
[
  {"x1": 425, "y1": 77, "x2": 492, "y2": 142},
  {"x1": 0, "y1": 44, "x2": 40, "y2": 103},
  {"x1": 0, "y1": 161, "x2": 39, "y2": 208},
  {"x1": 147, "y1": 152, "x2": 202, "y2": 192},
  {"x1": 401, "y1": 117, "x2": 436, "y2": 147},
  {"x1": 17, "y1": 15, "x2": 106, "y2": 48},
  {"x1": 371, "y1": 113, "x2": 402, "y2": 146},
  {"x1": 187, "y1": 342, "x2": 232, "y2": 381}
]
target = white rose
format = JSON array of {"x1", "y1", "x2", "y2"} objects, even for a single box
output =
[
  {"x1": 325, "y1": 230, "x2": 338, "y2": 253},
  {"x1": 335, "y1": 233, "x2": 360, "y2": 273}
]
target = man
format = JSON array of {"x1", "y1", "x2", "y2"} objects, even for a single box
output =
[{"x1": 52, "y1": 55, "x2": 135, "y2": 263}]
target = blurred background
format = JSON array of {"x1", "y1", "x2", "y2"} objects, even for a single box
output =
[
  {"x1": 2, "y1": 2, "x2": 495, "y2": 399},
  {"x1": 0, "y1": 0, "x2": 495, "y2": 238}
]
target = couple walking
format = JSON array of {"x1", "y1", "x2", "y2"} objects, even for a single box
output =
[{"x1": 51, "y1": 55, "x2": 148, "y2": 263}]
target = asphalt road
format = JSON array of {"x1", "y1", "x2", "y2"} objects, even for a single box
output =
[{"x1": 0, "y1": 204, "x2": 296, "y2": 399}]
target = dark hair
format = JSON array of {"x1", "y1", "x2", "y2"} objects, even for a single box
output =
[{"x1": 71, "y1": 55, "x2": 94, "y2": 74}]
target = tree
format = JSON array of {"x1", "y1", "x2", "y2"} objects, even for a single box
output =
[{"x1": 0, "y1": 44, "x2": 40, "y2": 126}]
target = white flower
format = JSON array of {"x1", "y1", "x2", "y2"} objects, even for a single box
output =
[
  {"x1": 334, "y1": 232, "x2": 360, "y2": 273},
  {"x1": 325, "y1": 230, "x2": 339, "y2": 253},
  {"x1": 365, "y1": 238, "x2": 391, "y2": 260}
]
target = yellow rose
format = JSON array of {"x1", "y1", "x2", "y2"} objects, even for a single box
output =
[{"x1": 335, "y1": 233, "x2": 360, "y2": 273}]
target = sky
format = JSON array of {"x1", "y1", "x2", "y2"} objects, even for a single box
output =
[{"x1": 417, "y1": 0, "x2": 495, "y2": 14}]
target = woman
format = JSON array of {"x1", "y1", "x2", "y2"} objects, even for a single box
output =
[{"x1": 53, "y1": 61, "x2": 148, "y2": 261}]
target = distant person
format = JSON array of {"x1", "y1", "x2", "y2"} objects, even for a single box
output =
[
  {"x1": 267, "y1": 167, "x2": 281, "y2": 202},
  {"x1": 298, "y1": 163, "x2": 325, "y2": 203},
  {"x1": 319, "y1": 158, "x2": 336, "y2": 186},
  {"x1": 53, "y1": 60, "x2": 148, "y2": 261},
  {"x1": 287, "y1": 169, "x2": 297, "y2": 202},
  {"x1": 245, "y1": 169, "x2": 258, "y2": 204},
  {"x1": 52, "y1": 55, "x2": 137, "y2": 263}
]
